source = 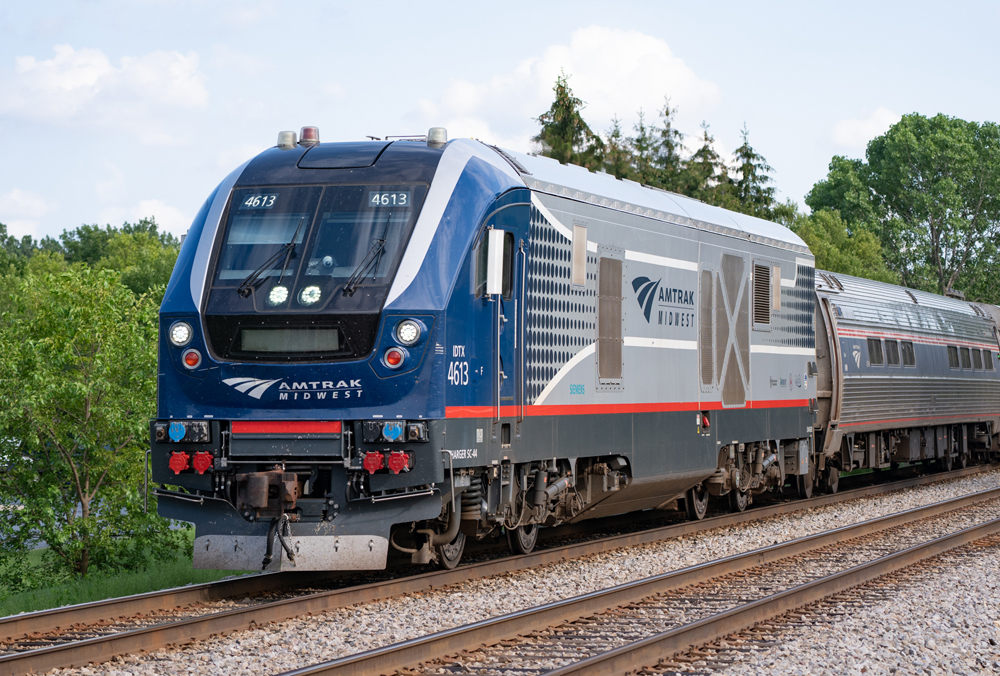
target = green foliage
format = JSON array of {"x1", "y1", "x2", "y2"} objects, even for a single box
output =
[
  {"x1": 533, "y1": 72, "x2": 603, "y2": 170},
  {"x1": 806, "y1": 114, "x2": 1000, "y2": 300},
  {"x1": 0, "y1": 267, "x2": 184, "y2": 588},
  {"x1": 0, "y1": 530, "x2": 242, "y2": 616},
  {"x1": 731, "y1": 124, "x2": 778, "y2": 219},
  {"x1": 792, "y1": 210, "x2": 898, "y2": 283},
  {"x1": 95, "y1": 230, "x2": 180, "y2": 296},
  {"x1": 533, "y1": 75, "x2": 790, "y2": 222}
]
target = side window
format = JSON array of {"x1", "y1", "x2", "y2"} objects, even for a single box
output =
[
  {"x1": 571, "y1": 224, "x2": 587, "y2": 287},
  {"x1": 885, "y1": 340, "x2": 900, "y2": 367},
  {"x1": 960, "y1": 347, "x2": 972, "y2": 369},
  {"x1": 948, "y1": 346, "x2": 960, "y2": 369},
  {"x1": 985, "y1": 350, "x2": 995, "y2": 371},
  {"x1": 973, "y1": 349, "x2": 984, "y2": 370},
  {"x1": 867, "y1": 337, "x2": 884, "y2": 366},
  {"x1": 474, "y1": 233, "x2": 488, "y2": 298},
  {"x1": 901, "y1": 341, "x2": 916, "y2": 367}
]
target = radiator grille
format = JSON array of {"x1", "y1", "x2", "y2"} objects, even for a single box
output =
[
  {"x1": 699, "y1": 269, "x2": 714, "y2": 387},
  {"x1": 753, "y1": 263, "x2": 771, "y2": 325},
  {"x1": 598, "y1": 257, "x2": 622, "y2": 380}
]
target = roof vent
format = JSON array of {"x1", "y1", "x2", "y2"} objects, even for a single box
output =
[
  {"x1": 427, "y1": 127, "x2": 448, "y2": 148},
  {"x1": 945, "y1": 288, "x2": 965, "y2": 300},
  {"x1": 277, "y1": 130, "x2": 297, "y2": 148}
]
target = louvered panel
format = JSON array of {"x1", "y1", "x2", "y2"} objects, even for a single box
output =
[
  {"x1": 597, "y1": 257, "x2": 622, "y2": 380},
  {"x1": 753, "y1": 263, "x2": 770, "y2": 324}
]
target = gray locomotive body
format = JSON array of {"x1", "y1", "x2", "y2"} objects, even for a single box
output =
[{"x1": 812, "y1": 271, "x2": 1000, "y2": 489}]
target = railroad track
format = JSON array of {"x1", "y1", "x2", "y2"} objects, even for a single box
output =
[
  {"x1": 0, "y1": 464, "x2": 993, "y2": 674},
  {"x1": 277, "y1": 486, "x2": 1000, "y2": 676}
]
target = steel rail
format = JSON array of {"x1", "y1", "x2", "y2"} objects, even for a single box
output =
[
  {"x1": 547, "y1": 517, "x2": 1000, "y2": 675},
  {"x1": 0, "y1": 464, "x2": 992, "y2": 674},
  {"x1": 274, "y1": 486, "x2": 1000, "y2": 676}
]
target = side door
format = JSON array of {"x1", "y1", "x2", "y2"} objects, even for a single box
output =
[{"x1": 482, "y1": 207, "x2": 528, "y2": 450}]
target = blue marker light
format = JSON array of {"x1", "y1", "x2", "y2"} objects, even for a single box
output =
[
  {"x1": 168, "y1": 422, "x2": 186, "y2": 442},
  {"x1": 382, "y1": 422, "x2": 403, "y2": 442}
]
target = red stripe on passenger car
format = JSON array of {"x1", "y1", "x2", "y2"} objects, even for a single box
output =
[
  {"x1": 444, "y1": 400, "x2": 810, "y2": 419},
  {"x1": 837, "y1": 328, "x2": 997, "y2": 351},
  {"x1": 231, "y1": 420, "x2": 342, "y2": 434}
]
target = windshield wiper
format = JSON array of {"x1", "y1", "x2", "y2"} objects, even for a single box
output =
[
  {"x1": 342, "y1": 215, "x2": 391, "y2": 297},
  {"x1": 236, "y1": 216, "x2": 305, "y2": 298}
]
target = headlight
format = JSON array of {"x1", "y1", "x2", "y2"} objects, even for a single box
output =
[
  {"x1": 268, "y1": 285, "x2": 289, "y2": 305},
  {"x1": 299, "y1": 285, "x2": 322, "y2": 306},
  {"x1": 395, "y1": 319, "x2": 421, "y2": 345},
  {"x1": 169, "y1": 322, "x2": 192, "y2": 346}
]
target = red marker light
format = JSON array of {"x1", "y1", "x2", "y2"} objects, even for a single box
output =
[
  {"x1": 363, "y1": 452, "x2": 384, "y2": 474},
  {"x1": 169, "y1": 452, "x2": 190, "y2": 474},
  {"x1": 182, "y1": 349, "x2": 202, "y2": 369},
  {"x1": 387, "y1": 451, "x2": 410, "y2": 474},
  {"x1": 192, "y1": 451, "x2": 214, "y2": 474},
  {"x1": 299, "y1": 126, "x2": 320, "y2": 146},
  {"x1": 384, "y1": 348, "x2": 404, "y2": 368}
]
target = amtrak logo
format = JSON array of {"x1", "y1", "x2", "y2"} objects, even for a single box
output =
[
  {"x1": 852, "y1": 348, "x2": 861, "y2": 368},
  {"x1": 223, "y1": 377, "x2": 282, "y2": 400},
  {"x1": 632, "y1": 277, "x2": 661, "y2": 323}
]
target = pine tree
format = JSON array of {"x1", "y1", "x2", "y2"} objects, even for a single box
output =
[
  {"x1": 684, "y1": 122, "x2": 730, "y2": 205},
  {"x1": 652, "y1": 98, "x2": 686, "y2": 192},
  {"x1": 731, "y1": 123, "x2": 777, "y2": 218},
  {"x1": 602, "y1": 117, "x2": 631, "y2": 179},
  {"x1": 533, "y1": 72, "x2": 602, "y2": 169},
  {"x1": 629, "y1": 110, "x2": 658, "y2": 186}
]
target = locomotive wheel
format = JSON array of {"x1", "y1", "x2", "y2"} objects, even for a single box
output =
[
  {"x1": 685, "y1": 484, "x2": 709, "y2": 521},
  {"x1": 823, "y1": 466, "x2": 839, "y2": 494},
  {"x1": 506, "y1": 524, "x2": 539, "y2": 555},
  {"x1": 436, "y1": 531, "x2": 466, "y2": 570},
  {"x1": 728, "y1": 488, "x2": 749, "y2": 512}
]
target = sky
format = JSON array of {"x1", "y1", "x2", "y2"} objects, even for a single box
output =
[{"x1": 1, "y1": 1, "x2": 999, "y2": 241}]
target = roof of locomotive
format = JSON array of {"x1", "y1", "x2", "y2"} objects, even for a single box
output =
[{"x1": 498, "y1": 147, "x2": 810, "y2": 255}]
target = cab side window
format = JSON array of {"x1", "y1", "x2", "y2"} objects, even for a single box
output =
[{"x1": 474, "y1": 229, "x2": 515, "y2": 299}]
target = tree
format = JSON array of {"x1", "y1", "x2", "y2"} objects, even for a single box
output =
[
  {"x1": 628, "y1": 110, "x2": 659, "y2": 186},
  {"x1": 602, "y1": 117, "x2": 631, "y2": 179},
  {"x1": 96, "y1": 229, "x2": 180, "y2": 297},
  {"x1": 684, "y1": 122, "x2": 731, "y2": 205},
  {"x1": 731, "y1": 123, "x2": 778, "y2": 219},
  {"x1": 792, "y1": 210, "x2": 898, "y2": 283},
  {"x1": 0, "y1": 267, "x2": 183, "y2": 587},
  {"x1": 651, "y1": 98, "x2": 686, "y2": 192},
  {"x1": 866, "y1": 113, "x2": 1000, "y2": 295},
  {"x1": 533, "y1": 72, "x2": 602, "y2": 169},
  {"x1": 805, "y1": 156, "x2": 879, "y2": 228}
]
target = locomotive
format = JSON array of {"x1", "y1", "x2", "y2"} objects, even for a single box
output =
[{"x1": 151, "y1": 126, "x2": 1000, "y2": 571}]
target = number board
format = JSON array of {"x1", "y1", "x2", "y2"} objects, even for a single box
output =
[
  {"x1": 368, "y1": 191, "x2": 410, "y2": 208},
  {"x1": 240, "y1": 194, "x2": 278, "y2": 209}
]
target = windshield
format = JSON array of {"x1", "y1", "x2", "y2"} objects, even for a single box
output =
[{"x1": 211, "y1": 184, "x2": 427, "y2": 313}]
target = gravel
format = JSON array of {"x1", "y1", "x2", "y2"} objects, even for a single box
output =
[
  {"x1": 711, "y1": 538, "x2": 1000, "y2": 675},
  {"x1": 50, "y1": 469, "x2": 1000, "y2": 676}
]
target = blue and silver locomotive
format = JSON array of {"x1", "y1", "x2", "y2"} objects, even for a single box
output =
[{"x1": 151, "y1": 126, "x2": 1000, "y2": 571}]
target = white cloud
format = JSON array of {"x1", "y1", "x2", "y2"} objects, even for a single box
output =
[
  {"x1": 0, "y1": 188, "x2": 51, "y2": 238},
  {"x1": 94, "y1": 163, "x2": 126, "y2": 202},
  {"x1": 0, "y1": 44, "x2": 208, "y2": 143},
  {"x1": 411, "y1": 26, "x2": 721, "y2": 150},
  {"x1": 100, "y1": 199, "x2": 191, "y2": 237},
  {"x1": 832, "y1": 107, "x2": 900, "y2": 151}
]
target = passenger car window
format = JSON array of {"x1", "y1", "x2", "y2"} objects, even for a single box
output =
[
  {"x1": 885, "y1": 340, "x2": 900, "y2": 367},
  {"x1": 973, "y1": 349, "x2": 983, "y2": 370},
  {"x1": 948, "y1": 346, "x2": 960, "y2": 369},
  {"x1": 985, "y1": 350, "x2": 995, "y2": 371},
  {"x1": 867, "y1": 338, "x2": 884, "y2": 366},
  {"x1": 901, "y1": 341, "x2": 916, "y2": 367},
  {"x1": 961, "y1": 347, "x2": 972, "y2": 369}
]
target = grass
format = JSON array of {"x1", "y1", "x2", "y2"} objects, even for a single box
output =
[{"x1": 0, "y1": 530, "x2": 249, "y2": 618}]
